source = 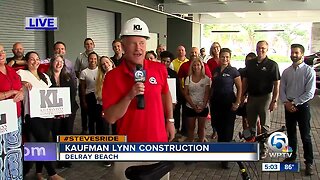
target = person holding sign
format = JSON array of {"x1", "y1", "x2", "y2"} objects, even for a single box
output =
[
  {"x1": 47, "y1": 54, "x2": 77, "y2": 169},
  {"x1": 17, "y1": 51, "x2": 64, "y2": 180},
  {"x1": 160, "y1": 51, "x2": 182, "y2": 133},
  {"x1": 0, "y1": 44, "x2": 24, "y2": 180}
]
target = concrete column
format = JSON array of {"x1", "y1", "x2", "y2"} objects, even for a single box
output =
[{"x1": 192, "y1": 14, "x2": 201, "y2": 48}]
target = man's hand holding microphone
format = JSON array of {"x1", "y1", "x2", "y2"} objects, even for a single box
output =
[{"x1": 127, "y1": 64, "x2": 146, "y2": 109}]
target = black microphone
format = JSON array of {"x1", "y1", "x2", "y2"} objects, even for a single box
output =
[{"x1": 134, "y1": 64, "x2": 146, "y2": 109}]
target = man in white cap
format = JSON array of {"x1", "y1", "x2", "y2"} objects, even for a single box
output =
[{"x1": 102, "y1": 17, "x2": 174, "y2": 179}]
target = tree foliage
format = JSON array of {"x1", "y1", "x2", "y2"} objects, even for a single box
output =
[{"x1": 202, "y1": 23, "x2": 311, "y2": 59}]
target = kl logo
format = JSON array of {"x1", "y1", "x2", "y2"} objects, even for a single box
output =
[
  {"x1": 40, "y1": 90, "x2": 63, "y2": 108},
  {"x1": 133, "y1": 24, "x2": 142, "y2": 31},
  {"x1": 268, "y1": 132, "x2": 293, "y2": 158},
  {"x1": 25, "y1": 16, "x2": 58, "y2": 30},
  {"x1": 0, "y1": 114, "x2": 7, "y2": 125}
]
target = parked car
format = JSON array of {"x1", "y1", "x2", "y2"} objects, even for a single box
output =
[{"x1": 304, "y1": 51, "x2": 320, "y2": 94}]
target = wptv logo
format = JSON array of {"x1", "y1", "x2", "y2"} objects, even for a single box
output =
[{"x1": 268, "y1": 132, "x2": 293, "y2": 158}]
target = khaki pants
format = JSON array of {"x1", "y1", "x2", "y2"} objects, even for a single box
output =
[
  {"x1": 113, "y1": 162, "x2": 170, "y2": 180},
  {"x1": 246, "y1": 93, "x2": 272, "y2": 151}
]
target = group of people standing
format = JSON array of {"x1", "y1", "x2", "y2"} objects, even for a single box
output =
[
  {"x1": 0, "y1": 37, "x2": 117, "y2": 179},
  {"x1": 156, "y1": 44, "x2": 242, "y2": 169},
  {"x1": 1, "y1": 45, "x2": 71, "y2": 179},
  {"x1": 0, "y1": 16, "x2": 317, "y2": 180},
  {"x1": 155, "y1": 40, "x2": 315, "y2": 175}
]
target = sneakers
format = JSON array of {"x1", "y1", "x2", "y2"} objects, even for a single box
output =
[
  {"x1": 48, "y1": 174, "x2": 65, "y2": 180},
  {"x1": 104, "y1": 161, "x2": 112, "y2": 167},
  {"x1": 305, "y1": 163, "x2": 314, "y2": 176},
  {"x1": 211, "y1": 131, "x2": 217, "y2": 139},
  {"x1": 260, "y1": 151, "x2": 267, "y2": 160}
]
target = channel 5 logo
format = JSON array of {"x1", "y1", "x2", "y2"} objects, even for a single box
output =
[{"x1": 268, "y1": 132, "x2": 293, "y2": 158}]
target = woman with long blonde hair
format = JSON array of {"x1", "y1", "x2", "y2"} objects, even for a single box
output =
[
  {"x1": 95, "y1": 56, "x2": 115, "y2": 167},
  {"x1": 207, "y1": 42, "x2": 221, "y2": 139},
  {"x1": 95, "y1": 56, "x2": 116, "y2": 134},
  {"x1": 95, "y1": 56, "x2": 115, "y2": 103},
  {"x1": 184, "y1": 57, "x2": 210, "y2": 142}
]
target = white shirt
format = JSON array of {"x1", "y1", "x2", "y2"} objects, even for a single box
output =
[
  {"x1": 79, "y1": 67, "x2": 98, "y2": 94},
  {"x1": 185, "y1": 75, "x2": 210, "y2": 108},
  {"x1": 280, "y1": 62, "x2": 316, "y2": 105},
  {"x1": 17, "y1": 70, "x2": 52, "y2": 116}
]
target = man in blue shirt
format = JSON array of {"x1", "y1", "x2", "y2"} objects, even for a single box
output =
[{"x1": 280, "y1": 44, "x2": 316, "y2": 176}]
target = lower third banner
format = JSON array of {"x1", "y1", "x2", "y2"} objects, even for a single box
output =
[{"x1": 58, "y1": 143, "x2": 258, "y2": 161}]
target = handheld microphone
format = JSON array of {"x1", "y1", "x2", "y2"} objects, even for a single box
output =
[{"x1": 134, "y1": 64, "x2": 146, "y2": 109}]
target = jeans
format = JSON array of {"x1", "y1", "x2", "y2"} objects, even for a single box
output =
[
  {"x1": 26, "y1": 116, "x2": 56, "y2": 176},
  {"x1": 79, "y1": 85, "x2": 88, "y2": 131},
  {"x1": 285, "y1": 102, "x2": 313, "y2": 164},
  {"x1": 85, "y1": 92, "x2": 98, "y2": 135},
  {"x1": 174, "y1": 97, "x2": 187, "y2": 136}
]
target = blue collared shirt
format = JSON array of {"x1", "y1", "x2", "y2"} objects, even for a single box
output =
[{"x1": 280, "y1": 62, "x2": 316, "y2": 105}]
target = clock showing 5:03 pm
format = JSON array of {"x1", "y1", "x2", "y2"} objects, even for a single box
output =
[
  {"x1": 262, "y1": 162, "x2": 299, "y2": 172},
  {"x1": 262, "y1": 163, "x2": 280, "y2": 171}
]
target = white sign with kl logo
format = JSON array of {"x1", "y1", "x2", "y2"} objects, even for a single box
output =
[
  {"x1": 167, "y1": 78, "x2": 177, "y2": 103},
  {"x1": 29, "y1": 87, "x2": 71, "y2": 118},
  {"x1": 0, "y1": 99, "x2": 18, "y2": 135},
  {"x1": 268, "y1": 132, "x2": 293, "y2": 158}
]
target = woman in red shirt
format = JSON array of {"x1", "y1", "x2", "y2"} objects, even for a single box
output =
[{"x1": 0, "y1": 44, "x2": 24, "y2": 179}]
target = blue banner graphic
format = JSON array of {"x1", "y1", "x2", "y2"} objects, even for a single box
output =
[{"x1": 24, "y1": 143, "x2": 57, "y2": 161}]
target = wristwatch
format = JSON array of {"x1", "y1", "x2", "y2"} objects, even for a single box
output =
[{"x1": 167, "y1": 118, "x2": 175, "y2": 123}]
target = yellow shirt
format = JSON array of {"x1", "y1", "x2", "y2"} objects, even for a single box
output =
[{"x1": 171, "y1": 57, "x2": 189, "y2": 73}]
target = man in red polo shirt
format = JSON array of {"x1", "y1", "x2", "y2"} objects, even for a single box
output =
[
  {"x1": 102, "y1": 18, "x2": 175, "y2": 143},
  {"x1": 178, "y1": 47, "x2": 212, "y2": 79}
]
